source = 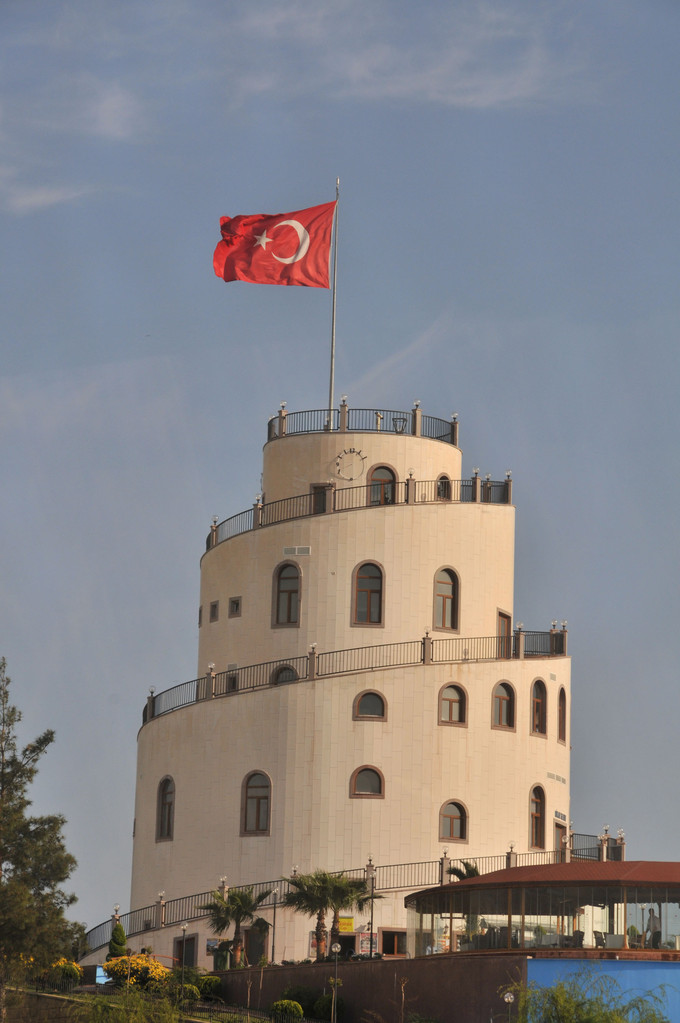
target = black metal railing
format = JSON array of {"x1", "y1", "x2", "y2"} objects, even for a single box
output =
[
  {"x1": 316, "y1": 641, "x2": 422, "y2": 677},
  {"x1": 145, "y1": 631, "x2": 567, "y2": 723},
  {"x1": 207, "y1": 476, "x2": 510, "y2": 552},
  {"x1": 82, "y1": 837, "x2": 611, "y2": 957}
]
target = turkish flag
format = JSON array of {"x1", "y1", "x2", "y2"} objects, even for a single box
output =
[{"x1": 213, "y1": 201, "x2": 336, "y2": 288}]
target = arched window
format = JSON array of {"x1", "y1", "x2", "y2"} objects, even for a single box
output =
[
  {"x1": 350, "y1": 766, "x2": 384, "y2": 798},
  {"x1": 440, "y1": 801, "x2": 467, "y2": 841},
  {"x1": 369, "y1": 466, "x2": 396, "y2": 506},
  {"x1": 275, "y1": 564, "x2": 300, "y2": 625},
  {"x1": 271, "y1": 665, "x2": 298, "y2": 684},
  {"x1": 558, "y1": 687, "x2": 567, "y2": 742},
  {"x1": 242, "y1": 772, "x2": 271, "y2": 834},
  {"x1": 157, "y1": 777, "x2": 175, "y2": 841},
  {"x1": 530, "y1": 786, "x2": 545, "y2": 848},
  {"x1": 354, "y1": 691, "x2": 386, "y2": 719},
  {"x1": 531, "y1": 680, "x2": 547, "y2": 735},
  {"x1": 436, "y1": 475, "x2": 452, "y2": 500},
  {"x1": 439, "y1": 685, "x2": 466, "y2": 725},
  {"x1": 354, "y1": 563, "x2": 383, "y2": 624},
  {"x1": 434, "y1": 569, "x2": 459, "y2": 630},
  {"x1": 493, "y1": 682, "x2": 514, "y2": 729}
]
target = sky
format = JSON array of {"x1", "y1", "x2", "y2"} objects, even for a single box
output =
[{"x1": 1, "y1": 0, "x2": 679, "y2": 933}]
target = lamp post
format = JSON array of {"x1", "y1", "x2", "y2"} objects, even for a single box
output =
[
  {"x1": 366, "y1": 855, "x2": 377, "y2": 960},
  {"x1": 331, "y1": 942, "x2": 342, "y2": 1023},
  {"x1": 180, "y1": 923, "x2": 188, "y2": 1003},
  {"x1": 503, "y1": 990, "x2": 515, "y2": 1022},
  {"x1": 271, "y1": 888, "x2": 279, "y2": 964}
]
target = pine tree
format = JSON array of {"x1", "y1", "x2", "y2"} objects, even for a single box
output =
[
  {"x1": 108, "y1": 921, "x2": 128, "y2": 959},
  {"x1": 0, "y1": 658, "x2": 79, "y2": 1022}
]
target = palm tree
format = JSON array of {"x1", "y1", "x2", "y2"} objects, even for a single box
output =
[
  {"x1": 327, "y1": 874, "x2": 378, "y2": 948},
  {"x1": 446, "y1": 859, "x2": 479, "y2": 881},
  {"x1": 282, "y1": 870, "x2": 332, "y2": 960},
  {"x1": 201, "y1": 886, "x2": 272, "y2": 966},
  {"x1": 282, "y1": 870, "x2": 380, "y2": 960}
]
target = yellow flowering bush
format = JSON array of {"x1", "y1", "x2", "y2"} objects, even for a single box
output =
[
  {"x1": 49, "y1": 957, "x2": 83, "y2": 985},
  {"x1": 102, "y1": 953, "x2": 170, "y2": 988}
]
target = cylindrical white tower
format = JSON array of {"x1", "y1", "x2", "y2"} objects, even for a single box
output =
[{"x1": 128, "y1": 403, "x2": 570, "y2": 968}]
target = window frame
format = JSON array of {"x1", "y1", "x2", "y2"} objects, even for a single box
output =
[
  {"x1": 492, "y1": 681, "x2": 516, "y2": 730},
  {"x1": 432, "y1": 567, "x2": 460, "y2": 632},
  {"x1": 436, "y1": 474, "x2": 452, "y2": 501},
  {"x1": 271, "y1": 665, "x2": 298, "y2": 685},
  {"x1": 438, "y1": 684, "x2": 467, "y2": 726},
  {"x1": 228, "y1": 596, "x2": 242, "y2": 618},
  {"x1": 530, "y1": 785, "x2": 546, "y2": 849},
  {"x1": 241, "y1": 771, "x2": 272, "y2": 836},
  {"x1": 353, "y1": 690, "x2": 387, "y2": 721},
  {"x1": 558, "y1": 687, "x2": 567, "y2": 743},
  {"x1": 351, "y1": 561, "x2": 385, "y2": 627},
  {"x1": 272, "y1": 561, "x2": 301, "y2": 628},
  {"x1": 156, "y1": 776, "x2": 175, "y2": 842},
  {"x1": 349, "y1": 765, "x2": 385, "y2": 799},
  {"x1": 367, "y1": 465, "x2": 397, "y2": 506},
  {"x1": 439, "y1": 799, "x2": 468, "y2": 842},
  {"x1": 531, "y1": 679, "x2": 547, "y2": 736},
  {"x1": 209, "y1": 600, "x2": 219, "y2": 623}
]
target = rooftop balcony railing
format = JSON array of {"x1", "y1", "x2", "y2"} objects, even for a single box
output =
[
  {"x1": 207, "y1": 474, "x2": 511, "y2": 551},
  {"x1": 266, "y1": 403, "x2": 459, "y2": 445},
  {"x1": 143, "y1": 628, "x2": 568, "y2": 725},
  {"x1": 80, "y1": 833, "x2": 611, "y2": 958}
]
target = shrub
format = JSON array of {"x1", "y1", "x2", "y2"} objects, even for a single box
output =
[
  {"x1": 49, "y1": 957, "x2": 83, "y2": 987},
  {"x1": 271, "y1": 998, "x2": 304, "y2": 1021},
  {"x1": 182, "y1": 983, "x2": 201, "y2": 1003},
  {"x1": 108, "y1": 922, "x2": 128, "y2": 960},
  {"x1": 313, "y1": 993, "x2": 344, "y2": 1021},
  {"x1": 281, "y1": 985, "x2": 319, "y2": 1016},
  {"x1": 198, "y1": 974, "x2": 223, "y2": 1000},
  {"x1": 102, "y1": 953, "x2": 171, "y2": 989}
]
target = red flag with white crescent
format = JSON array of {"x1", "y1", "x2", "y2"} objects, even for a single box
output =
[{"x1": 213, "y1": 201, "x2": 336, "y2": 288}]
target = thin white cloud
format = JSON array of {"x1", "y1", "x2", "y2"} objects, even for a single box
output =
[{"x1": 5, "y1": 183, "x2": 93, "y2": 214}]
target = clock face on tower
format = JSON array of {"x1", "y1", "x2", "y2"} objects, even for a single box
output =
[{"x1": 334, "y1": 447, "x2": 367, "y2": 481}]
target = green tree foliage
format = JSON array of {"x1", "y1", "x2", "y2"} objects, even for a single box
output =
[
  {"x1": 0, "y1": 658, "x2": 80, "y2": 1022},
  {"x1": 201, "y1": 886, "x2": 272, "y2": 966},
  {"x1": 283, "y1": 870, "x2": 379, "y2": 961},
  {"x1": 504, "y1": 967, "x2": 670, "y2": 1023},
  {"x1": 108, "y1": 921, "x2": 128, "y2": 959},
  {"x1": 270, "y1": 999, "x2": 304, "y2": 1020}
]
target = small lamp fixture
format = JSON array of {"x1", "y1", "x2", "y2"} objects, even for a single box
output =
[
  {"x1": 515, "y1": 621, "x2": 523, "y2": 631},
  {"x1": 292, "y1": 865, "x2": 298, "y2": 877},
  {"x1": 485, "y1": 473, "x2": 491, "y2": 482},
  {"x1": 310, "y1": 642, "x2": 317, "y2": 651},
  {"x1": 413, "y1": 399, "x2": 421, "y2": 409},
  {"x1": 341, "y1": 394, "x2": 348, "y2": 404},
  {"x1": 451, "y1": 413, "x2": 459, "y2": 422},
  {"x1": 472, "y1": 467, "x2": 479, "y2": 476},
  {"x1": 509, "y1": 842, "x2": 515, "y2": 852},
  {"x1": 220, "y1": 876, "x2": 228, "y2": 885},
  {"x1": 408, "y1": 467, "x2": 415, "y2": 479},
  {"x1": 505, "y1": 470, "x2": 512, "y2": 479},
  {"x1": 561, "y1": 619, "x2": 568, "y2": 629},
  {"x1": 280, "y1": 401, "x2": 287, "y2": 410},
  {"x1": 158, "y1": 891, "x2": 165, "y2": 901},
  {"x1": 551, "y1": 620, "x2": 557, "y2": 630},
  {"x1": 113, "y1": 904, "x2": 120, "y2": 914},
  {"x1": 149, "y1": 686, "x2": 155, "y2": 696},
  {"x1": 212, "y1": 515, "x2": 218, "y2": 525}
]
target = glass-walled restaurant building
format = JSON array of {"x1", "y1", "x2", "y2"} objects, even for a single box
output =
[{"x1": 406, "y1": 863, "x2": 680, "y2": 956}]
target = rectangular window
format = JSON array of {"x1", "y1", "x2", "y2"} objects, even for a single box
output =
[
  {"x1": 228, "y1": 597, "x2": 241, "y2": 618},
  {"x1": 381, "y1": 930, "x2": 407, "y2": 956},
  {"x1": 198, "y1": 606, "x2": 202, "y2": 628},
  {"x1": 209, "y1": 601, "x2": 219, "y2": 623}
]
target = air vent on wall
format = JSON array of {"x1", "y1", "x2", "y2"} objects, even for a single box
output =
[{"x1": 283, "y1": 546, "x2": 311, "y2": 556}]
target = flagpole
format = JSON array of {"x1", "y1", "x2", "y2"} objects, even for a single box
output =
[{"x1": 328, "y1": 178, "x2": 340, "y2": 420}]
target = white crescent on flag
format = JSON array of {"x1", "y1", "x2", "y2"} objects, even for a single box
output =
[{"x1": 270, "y1": 219, "x2": 310, "y2": 264}]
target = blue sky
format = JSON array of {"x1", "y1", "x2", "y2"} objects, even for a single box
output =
[{"x1": 1, "y1": 0, "x2": 679, "y2": 931}]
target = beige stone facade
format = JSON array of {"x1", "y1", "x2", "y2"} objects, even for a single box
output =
[{"x1": 121, "y1": 404, "x2": 571, "y2": 970}]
